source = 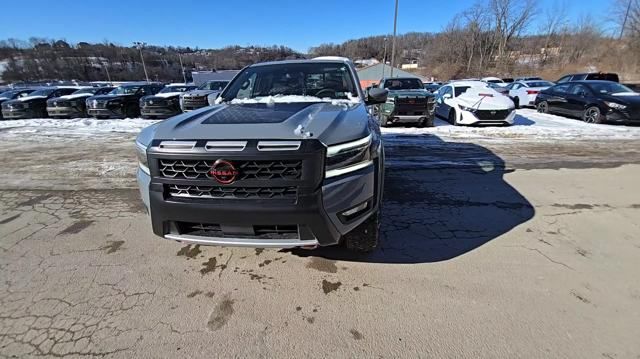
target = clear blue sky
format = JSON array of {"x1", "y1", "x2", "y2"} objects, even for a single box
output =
[{"x1": 0, "y1": 0, "x2": 613, "y2": 52}]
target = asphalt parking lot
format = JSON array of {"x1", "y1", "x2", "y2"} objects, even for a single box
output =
[{"x1": 1, "y1": 112, "x2": 640, "y2": 358}]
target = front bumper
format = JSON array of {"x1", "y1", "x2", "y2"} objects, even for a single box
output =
[
  {"x1": 47, "y1": 106, "x2": 84, "y2": 118},
  {"x1": 87, "y1": 108, "x2": 124, "y2": 119},
  {"x1": 138, "y1": 141, "x2": 378, "y2": 248},
  {"x1": 605, "y1": 108, "x2": 640, "y2": 124},
  {"x1": 141, "y1": 106, "x2": 180, "y2": 119},
  {"x1": 458, "y1": 108, "x2": 516, "y2": 126},
  {"x1": 1, "y1": 109, "x2": 36, "y2": 119}
]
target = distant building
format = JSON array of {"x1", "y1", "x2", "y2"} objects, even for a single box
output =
[
  {"x1": 401, "y1": 63, "x2": 419, "y2": 70},
  {"x1": 356, "y1": 63, "x2": 427, "y2": 89},
  {"x1": 190, "y1": 70, "x2": 240, "y2": 86},
  {"x1": 354, "y1": 58, "x2": 380, "y2": 68}
]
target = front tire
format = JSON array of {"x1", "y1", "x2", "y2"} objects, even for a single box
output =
[
  {"x1": 512, "y1": 97, "x2": 520, "y2": 109},
  {"x1": 343, "y1": 211, "x2": 380, "y2": 253},
  {"x1": 583, "y1": 106, "x2": 603, "y2": 124},
  {"x1": 448, "y1": 109, "x2": 458, "y2": 126},
  {"x1": 125, "y1": 105, "x2": 137, "y2": 119},
  {"x1": 380, "y1": 114, "x2": 390, "y2": 127},
  {"x1": 537, "y1": 101, "x2": 549, "y2": 113}
]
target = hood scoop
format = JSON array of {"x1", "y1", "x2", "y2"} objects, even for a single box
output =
[{"x1": 201, "y1": 103, "x2": 313, "y2": 124}]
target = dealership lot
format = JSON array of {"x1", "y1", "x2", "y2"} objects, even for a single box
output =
[{"x1": 1, "y1": 111, "x2": 640, "y2": 358}]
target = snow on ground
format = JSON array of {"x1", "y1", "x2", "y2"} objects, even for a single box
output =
[
  {"x1": 0, "y1": 117, "x2": 160, "y2": 137},
  {"x1": 0, "y1": 109, "x2": 639, "y2": 142}
]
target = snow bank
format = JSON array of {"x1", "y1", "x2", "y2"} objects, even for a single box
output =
[
  {"x1": 0, "y1": 117, "x2": 159, "y2": 137},
  {"x1": 1, "y1": 109, "x2": 639, "y2": 143}
]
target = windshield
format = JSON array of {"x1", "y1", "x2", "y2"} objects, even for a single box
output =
[
  {"x1": 588, "y1": 82, "x2": 633, "y2": 94},
  {"x1": 109, "y1": 86, "x2": 140, "y2": 95},
  {"x1": 71, "y1": 88, "x2": 98, "y2": 95},
  {"x1": 160, "y1": 85, "x2": 194, "y2": 93},
  {"x1": 525, "y1": 81, "x2": 554, "y2": 88},
  {"x1": 454, "y1": 86, "x2": 471, "y2": 97},
  {"x1": 28, "y1": 89, "x2": 56, "y2": 97},
  {"x1": 199, "y1": 81, "x2": 229, "y2": 91},
  {"x1": 383, "y1": 78, "x2": 423, "y2": 90},
  {"x1": 486, "y1": 79, "x2": 503, "y2": 84},
  {"x1": 221, "y1": 63, "x2": 357, "y2": 101},
  {"x1": 0, "y1": 90, "x2": 29, "y2": 99}
]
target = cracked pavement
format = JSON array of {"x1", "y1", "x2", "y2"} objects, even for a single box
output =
[{"x1": 1, "y1": 130, "x2": 639, "y2": 358}]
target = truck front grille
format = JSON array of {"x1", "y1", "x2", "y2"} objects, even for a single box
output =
[
  {"x1": 167, "y1": 184, "x2": 297, "y2": 199},
  {"x1": 396, "y1": 97, "x2": 429, "y2": 106},
  {"x1": 159, "y1": 159, "x2": 302, "y2": 180},
  {"x1": 176, "y1": 222, "x2": 299, "y2": 239},
  {"x1": 182, "y1": 96, "x2": 208, "y2": 108}
]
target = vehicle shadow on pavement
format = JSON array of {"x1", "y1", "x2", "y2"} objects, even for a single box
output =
[{"x1": 290, "y1": 134, "x2": 535, "y2": 264}]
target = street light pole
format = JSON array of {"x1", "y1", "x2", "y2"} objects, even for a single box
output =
[
  {"x1": 390, "y1": 0, "x2": 399, "y2": 78},
  {"x1": 133, "y1": 41, "x2": 150, "y2": 82}
]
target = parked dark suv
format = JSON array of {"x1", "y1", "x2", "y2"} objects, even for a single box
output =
[
  {"x1": 1, "y1": 87, "x2": 79, "y2": 119},
  {"x1": 535, "y1": 80, "x2": 640, "y2": 124},
  {"x1": 557, "y1": 72, "x2": 619, "y2": 83},
  {"x1": 47, "y1": 87, "x2": 115, "y2": 118},
  {"x1": 0, "y1": 88, "x2": 37, "y2": 120},
  {"x1": 87, "y1": 82, "x2": 164, "y2": 119},
  {"x1": 140, "y1": 84, "x2": 197, "y2": 119}
]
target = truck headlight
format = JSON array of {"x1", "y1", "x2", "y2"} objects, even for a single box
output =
[
  {"x1": 325, "y1": 134, "x2": 373, "y2": 178},
  {"x1": 135, "y1": 141, "x2": 150, "y2": 175}
]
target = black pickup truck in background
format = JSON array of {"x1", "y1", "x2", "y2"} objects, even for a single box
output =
[
  {"x1": 87, "y1": 82, "x2": 164, "y2": 119},
  {"x1": 140, "y1": 84, "x2": 197, "y2": 119},
  {"x1": 47, "y1": 87, "x2": 115, "y2": 118}
]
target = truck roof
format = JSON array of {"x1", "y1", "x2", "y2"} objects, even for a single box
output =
[{"x1": 251, "y1": 58, "x2": 353, "y2": 68}]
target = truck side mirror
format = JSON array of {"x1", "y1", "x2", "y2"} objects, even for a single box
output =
[
  {"x1": 365, "y1": 88, "x2": 388, "y2": 105},
  {"x1": 443, "y1": 93, "x2": 452, "y2": 99}
]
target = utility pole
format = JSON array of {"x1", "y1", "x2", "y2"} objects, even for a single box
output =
[
  {"x1": 103, "y1": 62, "x2": 112, "y2": 84},
  {"x1": 382, "y1": 37, "x2": 388, "y2": 78},
  {"x1": 178, "y1": 53, "x2": 187, "y2": 84},
  {"x1": 390, "y1": 0, "x2": 399, "y2": 77},
  {"x1": 133, "y1": 41, "x2": 150, "y2": 82},
  {"x1": 620, "y1": 0, "x2": 633, "y2": 40}
]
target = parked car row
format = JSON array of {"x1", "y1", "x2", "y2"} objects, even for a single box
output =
[{"x1": 0, "y1": 79, "x2": 232, "y2": 120}]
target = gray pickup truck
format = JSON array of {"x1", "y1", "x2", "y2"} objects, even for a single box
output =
[{"x1": 135, "y1": 57, "x2": 388, "y2": 252}]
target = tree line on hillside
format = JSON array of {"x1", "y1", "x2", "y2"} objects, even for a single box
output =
[
  {"x1": 0, "y1": 38, "x2": 301, "y2": 83},
  {"x1": 311, "y1": 0, "x2": 640, "y2": 81}
]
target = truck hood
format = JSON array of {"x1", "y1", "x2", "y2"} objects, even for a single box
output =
[
  {"x1": 57, "y1": 93, "x2": 93, "y2": 100},
  {"x1": 18, "y1": 95, "x2": 47, "y2": 102},
  {"x1": 89, "y1": 94, "x2": 135, "y2": 101},
  {"x1": 154, "y1": 92, "x2": 184, "y2": 98},
  {"x1": 140, "y1": 102, "x2": 370, "y2": 146}
]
